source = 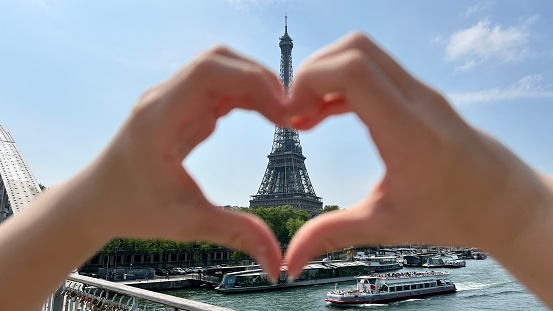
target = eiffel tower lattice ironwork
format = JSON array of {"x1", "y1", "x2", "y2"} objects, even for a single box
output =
[{"x1": 249, "y1": 16, "x2": 323, "y2": 217}]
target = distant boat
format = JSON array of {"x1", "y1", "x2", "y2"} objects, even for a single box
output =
[
  {"x1": 472, "y1": 251, "x2": 488, "y2": 260},
  {"x1": 403, "y1": 254, "x2": 436, "y2": 267},
  {"x1": 325, "y1": 271, "x2": 456, "y2": 305},
  {"x1": 215, "y1": 261, "x2": 372, "y2": 294},
  {"x1": 422, "y1": 253, "x2": 466, "y2": 268},
  {"x1": 444, "y1": 259, "x2": 466, "y2": 268},
  {"x1": 353, "y1": 253, "x2": 403, "y2": 272}
]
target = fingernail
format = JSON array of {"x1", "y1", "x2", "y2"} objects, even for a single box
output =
[
  {"x1": 289, "y1": 116, "x2": 307, "y2": 129},
  {"x1": 287, "y1": 274, "x2": 297, "y2": 284},
  {"x1": 284, "y1": 116, "x2": 294, "y2": 127}
]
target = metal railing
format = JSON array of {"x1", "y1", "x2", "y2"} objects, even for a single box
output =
[{"x1": 42, "y1": 273, "x2": 235, "y2": 311}]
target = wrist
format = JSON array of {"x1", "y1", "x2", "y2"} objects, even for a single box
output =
[
  {"x1": 484, "y1": 170, "x2": 553, "y2": 255},
  {"x1": 52, "y1": 149, "x2": 126, "y2": 247},
  {"x1": 486, "y1": 174, "x2": 553, "y2": 306}
]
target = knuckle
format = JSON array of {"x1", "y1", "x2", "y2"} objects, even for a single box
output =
[
  {"x1": 132, "y1": 84, "x2": 164, "y2": 121},
  {"x1": 345, "y1": 31, "x2": 371, "y2": 48},
  {"x1": 137, "y1": 84, "x2": 162, "y2": 105},
  {"x1": 342, "y1": 49, "x2": 371, "y2": 80},
  {"x1": 208, "y1": 45, "x2": 233, "y2": 56},
  {"x1": 241, "y1": 65, "x2": 263, "y2": 83}
]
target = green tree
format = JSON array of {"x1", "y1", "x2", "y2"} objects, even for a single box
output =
[
  {"x1": 285, "y1": 217, "x2": 306, "y2": 240},
  {"x1": 230, "y1": 251, "x2": 245, "y2": 264},
  {"x1": 245, "y1": 206, "x2": 309, "y2": 245},
  {"x1": 320, "y1": 205, "x2": 340, "y2": 214}
]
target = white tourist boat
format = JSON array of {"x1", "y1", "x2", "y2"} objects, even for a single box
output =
[
  {"x1": 325, "y1": 271, "x2": 456, "y2": 305},
  {"x1": 216, "y1": 261, "x2": 372, "y2": 293}
]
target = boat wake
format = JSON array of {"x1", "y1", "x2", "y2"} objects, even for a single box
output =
[
  {"x1": 397, "y1": 298, "x2": 424, "y2": 303},
  {"x1": 456, "y1": 279, "x2": 511, "y2": 292},
  {"x1": 326, "y1": 302, "x2": 387, "y2": 308}
]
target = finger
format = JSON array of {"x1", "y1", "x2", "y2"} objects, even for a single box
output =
[
  {"x1": 284, "y1": 211, "x2": 373, "y2": 279},
  {"x1": 299, "y1": 32, "x2": 420, "y2": 97},
  {"x1": 205, "y1": 46, "x2": 287, "y2": 117},
  {"x1": 289, "y1": 94, "x2": 349, "y2": 130},
  {"x1": 169, "y1": 47, "x2": 286, "y2": 124},
  {"x1": 285, "y1": 203, "x2": 381, "y2": 280},
  {"x1": 165, "y1": 51, "x2": 286, "y2": 157},
  {"x1": 289, "y1": 48, "x2": 416, "y2": 162},
  {"x1": 192, "y1": 206, "x2": 283, "y2": 281},
  {"x1": 132, "y1": 47, "x2": 287, "y2": 159}
]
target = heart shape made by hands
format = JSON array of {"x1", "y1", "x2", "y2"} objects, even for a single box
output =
[{"x1": 100, "y1": 33, "x2": 525, "y2": 283}]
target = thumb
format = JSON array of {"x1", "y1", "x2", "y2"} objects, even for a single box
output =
[
  {"x1": 194, "y1": 207, "x2": 282, "y2": 281},
  {"x1": 285, "y1": 199, "x2": 386, "y2": 279}
]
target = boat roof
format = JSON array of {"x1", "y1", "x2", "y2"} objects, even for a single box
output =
[
  {"x1": 355, "y1": 271, "x2": 450, "y2": 280},
  {"x1": 223, "y1": 260, "x2": 369, "y2": 277}
]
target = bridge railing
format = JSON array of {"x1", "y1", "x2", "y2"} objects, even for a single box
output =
[{"x1": 42, "y1": 273, "x2": 235, "y2": 311}]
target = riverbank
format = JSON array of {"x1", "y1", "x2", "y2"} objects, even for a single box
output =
[{"x1": 120, "y1": 274, "x2": 219, "y2": 291}]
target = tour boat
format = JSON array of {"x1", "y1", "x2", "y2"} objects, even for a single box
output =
[
  {"x1": 325, "y1": 271, "x2": 456, "y2": 305},
  {"x1": 215, "y1": 261, "x2": 372, "y2": 293}
]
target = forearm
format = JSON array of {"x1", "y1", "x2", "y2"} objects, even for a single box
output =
[
  {"x1": 0, "y1": 164, "x2": 111, "y2": 311},
  {"x1": 489, "y1": 174, "x2": 553, "y2": 308}
]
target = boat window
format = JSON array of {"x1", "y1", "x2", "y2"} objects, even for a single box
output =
[
  {"x1": 233, "y1": 274, "x2": 270, "y2": 287},
  {"x1": 403, "y1": 285, "x2": 410, "y2": 291},
  {"x1": 417, "y1": 284, "x2": 423, "y2": 289},
  {"x1": 389, "y1": 286, "x2": 396, "y2": 292},
  {"x1": 221, "y1": 275, "x2": 236, "y2": 287},
  {"x1": 424, "y1": 283, "x2": 430, "y2": 288},
  {"x1": 296, "y1": 268, "x2": 328, "y2": 281},
  {"x1": 410, "y1": 285, "x2": 416, "y2": 290}
]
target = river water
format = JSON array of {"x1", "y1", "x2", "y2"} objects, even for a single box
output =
[{"x1": 168, "y1": 258, "x2": 548, "y2": 311}]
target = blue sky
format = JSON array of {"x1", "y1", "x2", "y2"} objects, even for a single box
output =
[{"x1": 1, "y1": 0, "x2": 553, "y2": 208}]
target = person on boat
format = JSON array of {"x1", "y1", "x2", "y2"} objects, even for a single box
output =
[{"x1": 1, "y1": 32, "x2": 553, "y2": 310}]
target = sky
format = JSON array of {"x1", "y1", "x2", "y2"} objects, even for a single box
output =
[{"x1": 1, "y1": 0, "x2": 553, "y2": 208}]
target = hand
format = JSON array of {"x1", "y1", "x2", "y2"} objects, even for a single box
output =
[
  {"x1": 284, "y1": 32, "x2": 552, "y2": 279},
  {"x1": 82, "y1": 46, "x2": 286, "y2": 279}
]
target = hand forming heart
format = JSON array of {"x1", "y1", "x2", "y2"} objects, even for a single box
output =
[{"x1": 4, "y1": 32, "x2": 553, "y2": 311}]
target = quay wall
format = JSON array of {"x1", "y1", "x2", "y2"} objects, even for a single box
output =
[{"x1": 121, "y1": 275, "x2": 220, "y2": 291}]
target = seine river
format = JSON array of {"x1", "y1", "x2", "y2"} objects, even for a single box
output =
[{"x1": 167, "y1": 258, "x2": 548, "y2": 311}]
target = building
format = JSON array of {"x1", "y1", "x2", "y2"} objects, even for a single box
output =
[{"x1": 0, "y1": 124, "x2": 42, "y2": 223}]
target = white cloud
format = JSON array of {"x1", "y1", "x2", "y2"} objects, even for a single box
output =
[
  {"x1": 464, "y1": 1, "x2": 494, "y2": 17},
  {"x1": 449, "y1": 74, "x2": 553, "y2": 105},
  {"x1": 445, "y1": 18, "x2": 530, "y2": 71}
]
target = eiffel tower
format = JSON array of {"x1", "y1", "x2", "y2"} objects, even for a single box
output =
[{"x1": 249, "y1": 16, "x2": 323, "y2": 217}]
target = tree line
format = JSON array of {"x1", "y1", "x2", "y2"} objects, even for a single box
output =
[{"x1": 100, "y1": 205, "x2": 341, "y2": 259}]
